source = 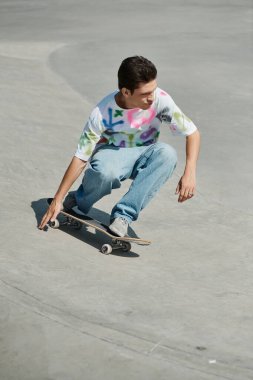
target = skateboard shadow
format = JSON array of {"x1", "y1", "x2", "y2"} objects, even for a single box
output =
[{"x1": 31, "y1": 198, "x2": 140, "y2": 257}]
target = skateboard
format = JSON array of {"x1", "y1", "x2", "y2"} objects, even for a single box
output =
[{"x1": 47, "y1": 198, "x2": 151, "y2": 254}]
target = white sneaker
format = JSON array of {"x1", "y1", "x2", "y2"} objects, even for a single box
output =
[{"x1": 109, "y1": 217, "x2": 129, "y2": 237}]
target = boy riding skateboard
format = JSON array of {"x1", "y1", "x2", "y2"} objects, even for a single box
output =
[{"x1": 39, "y1": 56, "x2": 200, "y2": 236}]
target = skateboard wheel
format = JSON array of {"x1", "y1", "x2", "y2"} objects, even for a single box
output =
[
  {"x1": 73, "y1": 221, "x2": 82, "y2": 230},
  {"x1": 122, "y1": 242, "x2": 131, "y2": 252},
  {"x1": 101, "y1": 244, "x2": 112, "y2": 255},
  {"x1": 50, "y1": 219, "x2": 60, "y2": 229}
]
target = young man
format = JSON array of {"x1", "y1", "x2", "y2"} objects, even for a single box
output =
[{"x1": 39, "y1": 56, "x2": 200, "y2": 236}]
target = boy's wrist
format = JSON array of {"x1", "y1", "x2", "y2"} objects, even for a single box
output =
[
  {"x1": 184, "y1": 162, "x2": 196, "y2": 175},
  {"x1": 53, "y1": 193, "x2": 65, "y2": 203}
]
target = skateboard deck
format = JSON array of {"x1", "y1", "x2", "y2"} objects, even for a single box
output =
[{"x1": 47, "y1": 198, "x2": 151, "y2": 254}]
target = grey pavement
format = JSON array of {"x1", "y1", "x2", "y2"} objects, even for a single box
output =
[{"x1": 0, "y1": 1, "x2": 253, "y2": 379}]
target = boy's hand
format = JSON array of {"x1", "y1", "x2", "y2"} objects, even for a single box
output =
[
  {"x1": 175, "y1": 174, "x2": 196, "y2": 203},
  {"x1": 39, "y1": 198, "x2": 63, "y2": 230}
]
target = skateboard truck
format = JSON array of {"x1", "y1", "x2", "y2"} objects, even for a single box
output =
[
  {"x1": 101, "y1": 240, "x2": 132, "y2": 254},
  {"x1": 50, "y1": 217, "x2": 82, "y2": 230}
]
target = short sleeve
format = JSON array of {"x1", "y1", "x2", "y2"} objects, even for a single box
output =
[
  {"x1": 75, "y1": 107, "x2": 105, "y2": 161},
  {"x1": 170, "y1": 102, "x2": 197, "y2": 136},
  {"x1": 157, "y1": 89, "x2": 198, "y2": 136}
]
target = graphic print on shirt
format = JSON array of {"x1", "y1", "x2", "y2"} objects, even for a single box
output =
[
  {"x1": 160, "y1": 90, "x2": 168, "y2": 96},
  {"x1": 103, "y1": 108, "x2": 124, "y2": 130},
  {"x1": 171, "y1": 111, "x2": 192, "y2": 134},
  {"x1": 140, "y1": 127, "x2": 160, "y2": 143},
  {"x1": 156, "y1": 107, "x2": 172, "y2": 124},
  {"x1": 127, "y1": 107, "x2": 156, "y2": 129},
  {"x1": 78, "y1": 129, "x2": 99, "y2": 156},
  {"x1": 114, "y1": 109, "x2": 124, "y2": 118},
  {"x1": 118, "y1": 133, "x2": 135, "y2": 148}
]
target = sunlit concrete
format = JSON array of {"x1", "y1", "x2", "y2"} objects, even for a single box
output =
[{"x1": 0, "y1": 1, "x2": 252, "y2": 379}]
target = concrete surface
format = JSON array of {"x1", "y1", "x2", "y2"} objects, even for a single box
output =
[{"x1": 0, "y1": 1, "x2": 253, "y2": 379}]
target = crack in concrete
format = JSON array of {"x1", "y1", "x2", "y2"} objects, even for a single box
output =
[{"x1": 1, "y1": 279, "x2": 252, "y2": 380}]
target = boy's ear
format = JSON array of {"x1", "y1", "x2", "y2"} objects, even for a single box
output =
[{"x1": 121, "y1": 87, "x2": 130, "y2": 97}]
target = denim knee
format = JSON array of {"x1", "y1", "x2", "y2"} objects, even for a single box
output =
[
  {"x1": 154, "y1": 143, "x2": 177, "y2": 167},
  {"x1": 89, "y1": 159, "x2": 120, "y2": 185}
]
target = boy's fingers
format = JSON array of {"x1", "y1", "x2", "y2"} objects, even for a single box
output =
[
  {"x1": 175, "y1": 180, "x2": 182, "y2": 194},
  {"x1": 39, "y1": 215, "x2": 49, "y2": 230},
  {"x1": 39, "y1": 209, "x2": 54, "y2": 229},
  {"x1": 50, "y1": 210, "x2": 59, "y2": 223}
]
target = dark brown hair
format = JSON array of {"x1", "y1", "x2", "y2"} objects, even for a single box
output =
[{"x1": 118, "y1": 56, "x2": 157, "y2": 93}]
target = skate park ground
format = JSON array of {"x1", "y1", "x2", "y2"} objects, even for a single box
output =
[{"x1": 0, "y1": 1, "x2": 252, "y2": 379}]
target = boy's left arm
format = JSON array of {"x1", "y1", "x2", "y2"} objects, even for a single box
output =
[{"x1": 176, "y1": 130, "x2": 201, "y2": 203}]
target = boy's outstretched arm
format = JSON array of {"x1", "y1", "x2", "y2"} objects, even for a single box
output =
[
  {"x1": 39, "y1": 156, "x2": 87, "y2": 229},
  {"x1": 175, "y1": 130, "x2": 200, "y2": 203}
]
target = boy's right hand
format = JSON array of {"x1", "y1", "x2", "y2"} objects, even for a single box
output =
[{"x1": 39, "y1": 198, "x2": 63, "y2": 230}]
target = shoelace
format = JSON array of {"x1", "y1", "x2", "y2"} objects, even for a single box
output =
[{"x1": 119, "y1": 217, "x2": 128, "y2": 225}]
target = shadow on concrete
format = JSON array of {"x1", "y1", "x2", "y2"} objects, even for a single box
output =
[{"x1": 31, "y1": 198, "x2": 140, "y2": 258}]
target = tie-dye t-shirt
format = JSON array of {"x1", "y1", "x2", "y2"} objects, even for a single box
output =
[{"x1": 75, "y1": 87, "x2": 197, "y2": 161}]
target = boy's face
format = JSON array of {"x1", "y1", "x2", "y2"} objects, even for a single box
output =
[{"x1": 123, "y1": 80, "x2": 157, "y2": 110}]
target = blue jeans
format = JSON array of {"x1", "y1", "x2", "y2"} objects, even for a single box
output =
[{"x1": 75, "y1": 142, "x2": 177, "y2": 223}]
